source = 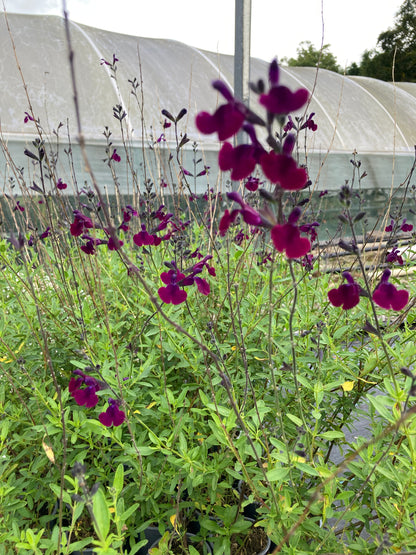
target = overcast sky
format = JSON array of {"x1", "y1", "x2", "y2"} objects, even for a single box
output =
[{"x1": 2, "y1": 0, "x2": 403, "y2": 67}]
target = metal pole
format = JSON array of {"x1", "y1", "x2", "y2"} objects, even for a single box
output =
[{"x1": 234, "y1": 0, "x2": 251, "y2": 145}]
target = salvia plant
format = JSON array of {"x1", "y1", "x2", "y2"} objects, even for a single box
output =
[{"x1": 2, "y1": 15, "x2": 416, "y2": 555}]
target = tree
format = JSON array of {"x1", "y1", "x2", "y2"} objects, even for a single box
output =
[
  {"x1": 283, "y1": 41, "x2": 340, "y2": 73},
  {"x1": 353, "y1": 0, "x2": 416, "y2": 81}
]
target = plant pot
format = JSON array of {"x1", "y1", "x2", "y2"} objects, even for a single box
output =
[
  {"x1": 148, "y1": 531, "x2": 213, "y2": 554},
  {"x1": 126, "y1": 525, "x2": 162, "y2": 555},
  {"x1": 237, "y1": 480, "x2": 261, "y2": 520},
  {"x1": 230, "y1": 518, "x2": 271, "y2": 555}
]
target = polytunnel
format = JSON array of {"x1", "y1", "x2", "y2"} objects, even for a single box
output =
[{"x1": 1, "y1": 12, "x2": 416, "y2": 194}]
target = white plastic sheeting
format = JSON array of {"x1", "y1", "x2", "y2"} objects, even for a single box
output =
[{"x1": 1, "y1": 13, "x2": 416, "y2": 191}]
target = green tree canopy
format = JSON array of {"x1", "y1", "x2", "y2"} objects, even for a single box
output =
[
  {"x1": 283, "y1": 41, "x2": 340, "y2": 73},
  {"x1": 350, "y1": 0, "x2": 416, "y2": 81}
]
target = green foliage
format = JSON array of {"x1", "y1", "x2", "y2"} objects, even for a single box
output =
[
  {"x1": 348, "y1": 0, "x2": 416, "y2": 81},
  {"x1": 2, "y1": 35, "x2": 416, "y2": 555},
  {"x1": 2, "y1": 214, "x2": 416, "y2": 552},
  {"x1": 284, "y1": 41, "x2": 340, "y2": 72}
]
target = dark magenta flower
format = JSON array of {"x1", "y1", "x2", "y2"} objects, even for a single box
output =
[
  {"x1": 219, "y1": 192, "x2": 265, "y2": 236},
  {"x1": 107, "y1": 235, "x2": 124, "y2": 251},
  {"x1": 197, "y1": 165, "x2": 210, "y2": 177},
  {"x1": 99, "y1": 398, "x2": 125, "y2": 427},
  {"x1": 69, "y1": 370, "x2": 101, "y2": 408},
  {"x1": 40, "y1": 227, "x2": 50, "y2": 240},
  {"x1": 284, "y1": 116, "x2": 294, "y2": 132},
  {"x1": 72, "y1": 386, "x2": 99, "y2": 408},
  {"x1": 14, "y1": 201, "x2": 24, "y2": 212},
  {"x1": 158, "y1": 268, "x2": 188, "y2": 305},
  {"x1": 100, "y1": 54, "x2": 119, "y2": 67},
  {"x1": 385, "y1": 219, "x2": 394, "y2": 232},
  {"x1": 196, "y1": 103, "x2": 245, "y2": 141},
  {"x1": 401, "y1": 219, "x2": 413, "y2": 232},
  {"x1": 123, "y1": 205, "x2": 138, "y2": 223},
  {"x1": 270, "y1": 208, "x2": 311, "y2": 259},
  {"x1": 133, "y1": 224, "x2": 155, "y2": 247},
  {"x1": 219, "y1": 209, "x2": 239, "y2": 236},
  {"x1": 234, "y1": 229, "x2": 248, "y2": 245},
  {"x1": 218, "y1": 142, "x2": 257, "y2": 181},
  {"x1": 70, "y1": 210, "x2": 94, "y2": 237},
  {"x1": 194, "y1": 277, "x2": 210, "y2": 295},
  {"x1": 372, "y1": 268, "x2": 409, "y2": 311},
  {"x1": 156, "y1": 212, "x2": 174, "y2": 231},
  {"x1": 56, "y1": 178, "x2": 67, "y2": 190},
  {"x1": 158, "y1": 258, "x2": 213, "y2": 304},
  {"x1": 196, "y1": 80, "x2": 246, "y2": 141},
  {"x1": 386, "y1": 247, "x2": 404, "y2": 266},
  {"x1": 301, "y1": 113, "x2": 318, "y2": 131},
  {"x1": 191, "y1": 255, "x2": 215, "y2": 280},
  {"x1": 226, "y1": 191, "x2": 264, "y2": 226},
  {"x1": 260, "y1": 151, "x2": 308, "y2": 190},
  {"x1": 299, "y1": 221, "x2": 320, "y2": 243},
  {"x1": 80, "y1": 241, "x2": 96, "y2": 255},
  {"x1": 244, "y1": 176, "x2": 262, "y2": 192},
  {"x1": 302, "y1": 253, "x2": 315, "y2": 271},
  {"x1": 111, "y1": 149, "x2": 121, "y2": 162},
  {"x1": 181, "y1": 167, "x2": 193, "y2": 177},
  {"x1": 24, "y1": 111, "x2": 34, "y2": 123},
  {"x1": 80, "y1": 236, "x2": 105, "y2": 255},
  {"x1": 328, "y1": 271, "x2": 361, "y2": 310},
  {"x1": 259, "y1": 59, "x2": 309, "y2": 115}
]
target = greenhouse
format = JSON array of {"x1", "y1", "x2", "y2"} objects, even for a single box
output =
[{"x1": 1, "y1": 12, "x2": 416, "y2": 193}]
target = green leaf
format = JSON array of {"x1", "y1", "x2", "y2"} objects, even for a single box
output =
[
  {"x1": 266, "y1": 466, "x2": 290, "y2": 482},
  {"x1": 333, "y1": 325, "x2": 350, "y2": 339},
  {"x1": 73, "y1": 501, "x2": 85, "y2": 522},
  {"x1": 286, "y1": 413, "x2": 303, "y2": 427},
  {"x1": 295, "y1": 462, "x2": 320, "y2": 476},
  {"x1": 127, "y1": 445, "x2": 155, "y2": 456},
  {"x1": 319, "y1": 430, "x2": 345, "y2": 440},
  {"x1": 119, "y1": 502, "x2": 140, "y2": 523},
  {"x1": 49, "y1": 483, "x2": 72, "y2": 504},
  {"x1": 368, "y1": 395, "x2": 394, "y2": 422},
  {"x1": 67, "y1": 538, "x2": 94, "y2": 553},
  {"x1": 92, "y1": 487, "x2": 110, "y2": 542},
  {"x1": 113, "y1": 463, "x2": 124, "y2": 496}
]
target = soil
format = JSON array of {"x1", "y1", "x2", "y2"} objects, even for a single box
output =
[
  {"x1": 230, "y1": 526, "x2": 270, "y2": 555},
  {"x1": 169, "y1": 536, "x2": 210, "y2": 554}
]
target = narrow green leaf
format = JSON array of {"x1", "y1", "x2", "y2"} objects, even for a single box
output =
[
  {"x1": 113, "y1": 463, "x2": 124, "y2": 496},
  {"x1": 320, "y1": 430, "x2": 345, "y2": 440},
  {"x1": 119, "y1": 502, "x2": 140, "y2": 523},
  {"x1": 286, "y1": 413, "x2": 303, "y2": 427},
  {"x1": 92, "y1": 487, "x2": 110, "y2": 542}
]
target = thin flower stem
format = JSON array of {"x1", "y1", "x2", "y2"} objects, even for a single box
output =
[
  {"x1": 346, "y1": 209, "x2": 399, "y2": 392},
  {"x1": 288, "y1": 259, "x2": 308, "y2": 435}
]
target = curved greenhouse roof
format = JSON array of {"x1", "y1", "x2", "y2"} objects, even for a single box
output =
[{"x1": 1, "y1": 12, "x2": 416, "y2": 191}]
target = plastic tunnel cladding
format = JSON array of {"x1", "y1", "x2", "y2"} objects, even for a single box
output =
[{"x1": 1, "y1": 12, "x2": 416, "y2": 192}]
